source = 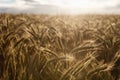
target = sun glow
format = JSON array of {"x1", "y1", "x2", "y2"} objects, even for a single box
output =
[
  {"x1": 34, "y1": 0, "x2": 120, "y2": 11},
  {"x1": 0, "y1": 0, "x2": 120, "y2": 14}
]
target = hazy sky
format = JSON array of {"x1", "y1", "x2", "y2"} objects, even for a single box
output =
[{"x1": 0, "y1": 0, "x2": 120, "y2": 14}]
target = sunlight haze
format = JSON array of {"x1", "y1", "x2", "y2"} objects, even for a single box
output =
[{"x1": 0, "y1": 0, "x2": 120, "y2": 14}]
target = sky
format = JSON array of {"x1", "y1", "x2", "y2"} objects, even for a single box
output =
[{"x1": 0, "y1": 0, "x2": 120, "y2": 14}]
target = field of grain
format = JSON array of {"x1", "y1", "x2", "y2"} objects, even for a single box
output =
[{"x1": 0, "y1": 14, "x2": 120, "y2": 80}]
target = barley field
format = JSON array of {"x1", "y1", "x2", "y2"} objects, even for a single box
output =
[{"x1": 0, "y1": 13, "x2": 120, "y2": 80}]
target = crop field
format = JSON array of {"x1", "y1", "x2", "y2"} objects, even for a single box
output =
[{"x1": 0, "y1": 14, "x2": 120, "y2": 80}]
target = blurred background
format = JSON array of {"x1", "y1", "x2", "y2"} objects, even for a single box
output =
[{"x1": 0, "y1": 0, "x2": 120, "y2": 14}]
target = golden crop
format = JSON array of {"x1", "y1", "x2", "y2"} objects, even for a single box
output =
[{"x1": 0, "y1": 13, "x2": 120, "y2": 80}]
